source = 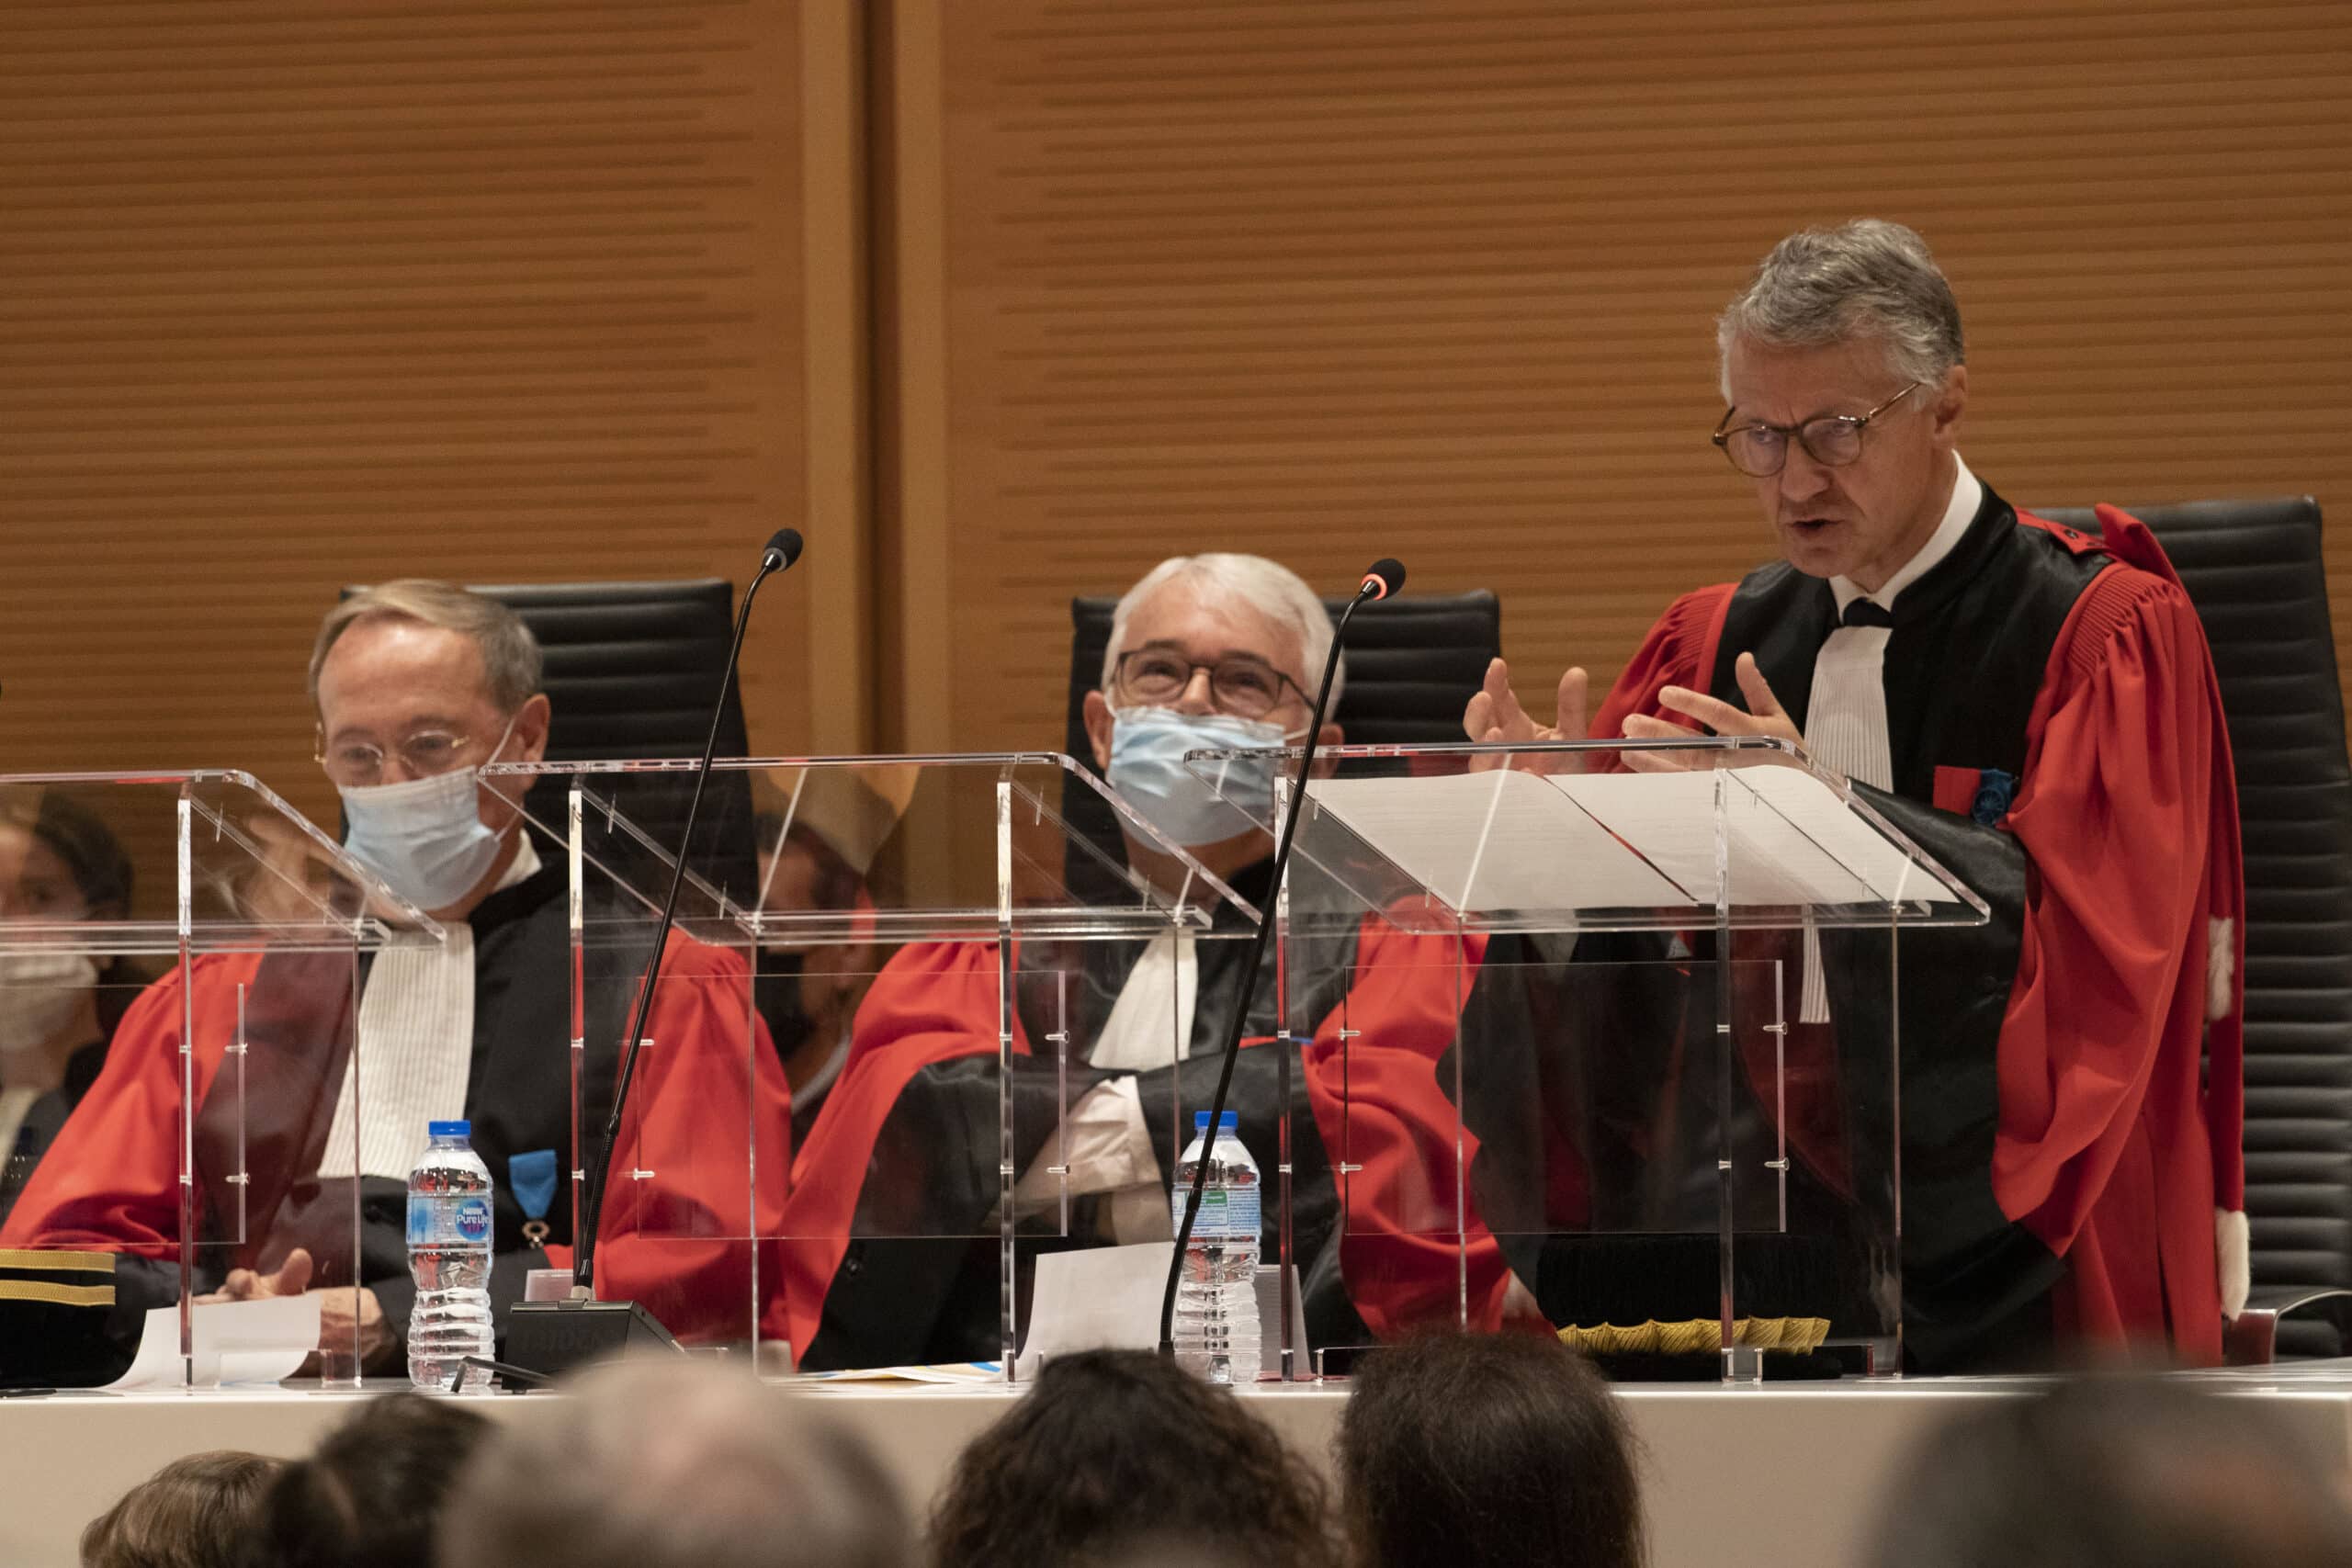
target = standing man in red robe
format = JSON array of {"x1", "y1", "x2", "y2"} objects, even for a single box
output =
[
  {"x1": 1467, "y1": 220, "x2": 2245, "y2": 1370},
  {"x1": 2, "y1": 582, "x2": 793, "y2": 1368}
]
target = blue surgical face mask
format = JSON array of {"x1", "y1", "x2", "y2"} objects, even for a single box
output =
[
  {"x1": 338, "y1": 716, "x2": 516, "y2": 910},
  {"x1": 1107, "y1": 706, "x2": 1294, "y2": 849}
]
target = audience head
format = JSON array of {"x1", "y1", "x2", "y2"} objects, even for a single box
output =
[
  {"x1": 1713, "y1": 219, "x2": 1968, "y2": 593},
  {"x1": 1083, "y1": 554, "x2": 1343, "y2": 880},
  {"x1": 243, "y1": 1392, "x2": 489, "y2": 1568},
  {"x1": 79, "y1": 1450, "x2": 281, "y2": 1568},
  {"x1": 438, "y1": 1356, "x2": 910, "y2": 1568},
  {"x1": 307, "y1": 580, "x2": 550, "y2": 916},
  {"x1": 928, "y1": 1348, "x2": 1340, "y2": 1568},
  {"x1": 1336, "y1": 1332, "x2": 1644, "y2": 1568},
  {"x1": 1865, "y1": 1374, "x2": 2352, "y2": 1568}
]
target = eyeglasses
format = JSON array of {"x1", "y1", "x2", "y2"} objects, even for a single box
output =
[
  {"x1": 1111, "y1": 650, "x2": 1306, "y2": 722},
  {"x1": 315, "y1": 726, "x2": 503, "y2": 789},
  {"x1": 1711, "y1": 383, "x2": 1922, "y2": 478}
]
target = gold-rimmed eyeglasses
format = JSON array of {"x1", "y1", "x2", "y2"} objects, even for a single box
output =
[
  {"x1": 314, "y1": 727, "x2": 498, "y2": 789},
  {"x1": 1712, "y1": 382, "x2": 1922, "y2": 478}
]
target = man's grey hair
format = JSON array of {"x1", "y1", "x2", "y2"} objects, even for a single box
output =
[
  {"x1": 437, "y1": 1358, "x2": 913, "y2": 1568},
  {"x1": 308, "y1": 579, "x2": 544, "y2": 713},
  {"x1": 1716, "y1": 219, "x2": 1966, "y2": 400},
  {"x1": 1102, "y1": 553, "x2": 1343, "y2": 710}
]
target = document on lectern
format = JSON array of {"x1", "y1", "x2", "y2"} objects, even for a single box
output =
[{"x1": 1301, "y1": 764, "x2": 1944, "y2": 915}]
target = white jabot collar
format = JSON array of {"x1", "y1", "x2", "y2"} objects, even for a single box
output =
[{"x1": 1830, "y1": 454, "x2": 1982, "y2": 618}]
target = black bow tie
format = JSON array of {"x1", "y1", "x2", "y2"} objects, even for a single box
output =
[{"x1": 1841, "y1": 598, "x2": 1894, "y2": 628}]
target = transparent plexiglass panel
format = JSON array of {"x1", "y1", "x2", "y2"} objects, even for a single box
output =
[
  {"x1": 0, "y1": 773, "x2": 445, "y2": 1389},
  {"x1": 1187, "y1": 738, "x2": 1989, "y2": 937},
  {"x1": 477, "y1": 755, "x2": 1261, "y2": 1374},
  {"x1": 1187, "y1": 739, "x2": 1980, "y2": 1382}
]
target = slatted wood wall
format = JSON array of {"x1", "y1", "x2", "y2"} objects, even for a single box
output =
[
  {"x1": 5, "y1": 2, "x2": 2350, "y2": 798},
  {"x1": 888, "y1": 0, "x2": 2352, "y2": 753},
  {"x1": 0, "y1": 1, "x2": 868, "y2": 827}
]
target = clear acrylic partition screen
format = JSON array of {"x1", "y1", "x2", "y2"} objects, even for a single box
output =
[
  {"x1": 0, "y1": 773, "x2": 443, "y2": 1389},
  {"x1": 1187, "y1": 738, "x2": 1988, "y2": 1381},
  {"x1": 478, "y1": 755, "x2": 1257, "y2": 1373}
]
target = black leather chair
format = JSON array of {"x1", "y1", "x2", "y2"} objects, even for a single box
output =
[
  {"x1": 1059, "y1": 590, "x2": 1503, "y2": 892},
  {"x1": 2038, "y1": 499, "x2": 2352, "y2": 1359},
  {"x1": 339, "y1": 578, "x2": 757, "y2": 903}
]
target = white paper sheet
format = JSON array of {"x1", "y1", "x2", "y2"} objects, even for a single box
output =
[
  {"x1": 1012, "y1": 1247, "x2": 1309, "y2": 1382},
  {"x1": 1301, "y1": 770, "x2": 1690, "y2": 913},
  {"x1": 1013, "y1": 1242, "x2": 1172, "y2": 1382},
  {"x1": 105, "y1": 1295, "x2": 322, "y2": 1391},
  {"x1": 1304, "y1": 765, "x2": 1958, "y2": 916}
]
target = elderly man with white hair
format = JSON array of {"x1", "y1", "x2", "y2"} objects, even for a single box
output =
[
  {"x1": 778, "y1": 553, "x2": 1513, "y2": 1369},
  {"x1": 1467, "y1": 220, "x2": 2245, "y2": 1371}
]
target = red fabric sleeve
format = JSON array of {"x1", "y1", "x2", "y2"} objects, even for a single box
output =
[
  {"x1": 1994, "y1": 570, "x2": 2222, "y2": 1269},
  {"x1": 593, "y1": 932, "x2": 798, "y2": 1345},
  {"x1": 0, "y1": 957, "x2": 246, "y2": 1257},
  {"x1": 1589, "y1": 585, "x2": 1736, "y2": 761},
  {"x1": 1298, "y1": 922, "x2": 1513, "y2": 1338}
]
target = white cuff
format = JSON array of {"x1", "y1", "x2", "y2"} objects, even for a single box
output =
[{"x1": 2218, "y1": 1207, "x2": 2250, "y2": 1321}]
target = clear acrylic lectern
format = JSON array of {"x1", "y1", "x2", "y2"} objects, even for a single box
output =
[
  {"x1": 477, "y1": 754, "x2": 1258, "y2": 1377},
  {"x1": 0, "y1": 772, "x2": 445, "y2": 1388},
  {"x1": 1185, "y1": 737, "x2": 1989, "y2": 1382}
]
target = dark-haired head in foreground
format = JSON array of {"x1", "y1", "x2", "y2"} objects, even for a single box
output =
[
  {"x1": 438, "y1": 1356, "x2": 911, "y2": 1568},
  {"x1": 81, "y1": 1450, "x2": 282, "y2": 1568},
  {"x1": 928, "y1": 1348, "x2": 1341, "y2": 1568},
  {"x1": 1865, "y1": 1375, "x2": 2352, "y2": 1568},
  {"x1": 243, "y1": 1392, "x2": 490, "y2": 1568},
  {"x1": 1336, "y1": 1332, "x2": 1644, "y2": 1568}
]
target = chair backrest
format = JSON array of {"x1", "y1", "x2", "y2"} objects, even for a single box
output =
[
  {"x1": 2036, "y1": 498, "x2": 2352, "y2": 1356},
  {"x1": 1059, "y1": 589, "x2": 1502, "y2": 897},
  {"x1": 338, "y1": 578, "x2": 757, "y2": 902}
]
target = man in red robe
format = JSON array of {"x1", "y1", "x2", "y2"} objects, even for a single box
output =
[
  {"x1": 778, "y1": 554, "x2": 1519, "y2": 1368},
  {"x1": 1465, "y1": 220, "x2": 2245, "y2": 1370},
  {"x1": 1, "y1": 581, "x2": 794, "y2": 1369}
]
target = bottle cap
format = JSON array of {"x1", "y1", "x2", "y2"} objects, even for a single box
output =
[
  {"x1": 429, "y1": 1120, "x2": 471, "y2": 1138},
  {"x1": 1191, "y1": 1111, "x2": 1239, "y2": 1134}
]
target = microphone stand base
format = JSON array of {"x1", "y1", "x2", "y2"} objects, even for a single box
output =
[{"x1": 505, "y1": 1298, "x2": 681, "y2": 1379}]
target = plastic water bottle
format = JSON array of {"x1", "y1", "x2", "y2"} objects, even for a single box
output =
[
  {"x1": 407, "y1": 1120, "x2": 495, "y2": 1393},
  {"x1": 1170, "y1": 1110, "x2": 1261, "y2": 1384}
]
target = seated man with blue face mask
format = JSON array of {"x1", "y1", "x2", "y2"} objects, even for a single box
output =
[
  {"x1": 777, "y1": 555, "x2": 1518, "y2": 1369},
  {"x1": 3, "y1": 581, "x2": 795, "y2": 1371}
]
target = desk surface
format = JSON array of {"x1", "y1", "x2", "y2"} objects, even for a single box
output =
[{"x1": 7, "y1": 1366, "x2": 2351, "y2": 1568}]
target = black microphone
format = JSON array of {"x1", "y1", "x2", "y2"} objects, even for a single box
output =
[
  {"x1": 1158, "y1": 558, "x2": 1402, "y2": 1367},
  {"x1": 510, "y1": 531, "x2": 802, "y2": 1376},
  {"x1": 763, "y1": 528, "x2": 804, "y2": 574}
]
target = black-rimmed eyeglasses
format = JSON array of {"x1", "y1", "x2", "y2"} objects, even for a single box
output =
[{"x1": 1111, "y1": 650, "x2": 1306, "y2": 722}]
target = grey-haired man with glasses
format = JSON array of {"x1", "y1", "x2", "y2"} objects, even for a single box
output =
[{"x1": 1463, "y1": 220, "x2": 2245, "y2": 1372}]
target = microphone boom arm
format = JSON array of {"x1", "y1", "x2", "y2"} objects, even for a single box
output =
[
  {"x1": 571, "y1": 550, "x2": 787, "y2": 1292},
  {"x1": 1157, "y1": 573, "x2": 1385, "y2": 1360}
]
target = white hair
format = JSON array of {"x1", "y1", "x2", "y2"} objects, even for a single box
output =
[
  {"x1": 1716, "y1": 219, "x2": 1966, "y2": 401},
  {"x1": 1102, "y1": 553, "x2": 1343, "y2": 709}
]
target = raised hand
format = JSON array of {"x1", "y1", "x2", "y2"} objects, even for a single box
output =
[
  {"x1": 1621, "y1": 653, "x2": 1804, "y2": 773},
  {"x1": 1462, "y1": 659, "x2": 1589, "y2": 774}
]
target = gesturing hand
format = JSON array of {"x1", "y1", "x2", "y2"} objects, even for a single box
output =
[
  {"x1": 1620, "y1": 654, "x2": 1804, "y2": 773},
  {"x1": 1462, "y1": 659, "x2": 1589, "y2": 774}
]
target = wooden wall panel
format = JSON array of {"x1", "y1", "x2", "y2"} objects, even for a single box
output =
[
  {"x1": 896, "y1": 0, "x2": 2352, "y2": 754},
  {"x1": 0, "y1": 1, "x2": 867, "y2": 829}
]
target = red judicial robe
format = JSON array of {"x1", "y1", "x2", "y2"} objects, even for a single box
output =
[
  {"x1": 775, "y1": 914, "x2": 1514, "y2": 1365},
  {"x1": 0, "y1": 860, "x2": 795, "y2": 1353},
  {"x1": 1582, "y1": 489, "x2": 2245, "y2": 1367}
]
